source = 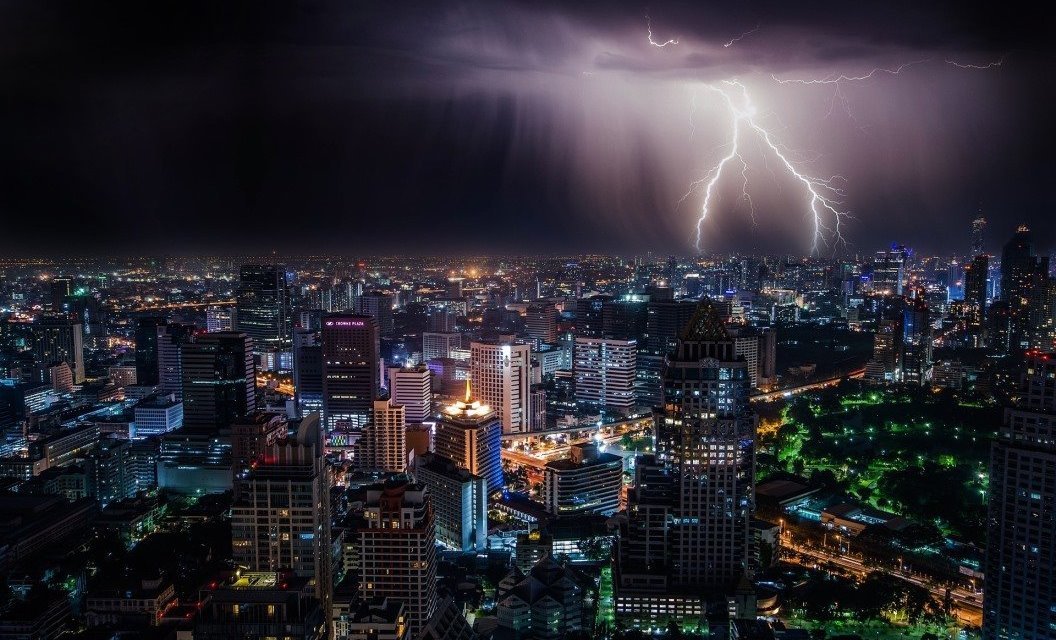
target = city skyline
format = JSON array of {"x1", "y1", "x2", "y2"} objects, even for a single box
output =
[{"x1": 0, "y1": 1, "x2": 1052, "y2": 256}]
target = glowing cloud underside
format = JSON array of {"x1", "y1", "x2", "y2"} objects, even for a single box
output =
[{"x1": 682, "y1": 81, "x2": 849, "y2": 254}]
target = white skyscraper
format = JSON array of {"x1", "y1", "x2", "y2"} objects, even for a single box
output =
[
  {"x1": 388, "y1": 365, "x2": 432, "y2": 424},
  {"x1": 573, "y1": 337, "x2": 637, "y2": 409},
  {"x1": 470, "y1": 340, "x2": 531, "y2": 434}
]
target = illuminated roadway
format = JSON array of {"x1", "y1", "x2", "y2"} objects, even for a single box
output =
[
  {"x1": 783, "y1": 535, "x2": 983, "y2": 626},
  {"x1": 751, "y1": 367, "x2": 866, "y2": 403}
]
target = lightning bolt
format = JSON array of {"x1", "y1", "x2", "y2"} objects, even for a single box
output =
[
  {"x1": 723, "y1": 24, "x2": 760, "y2": 48},
  {"x1": 946, "y1": 55, "x2": 1006, "y2": 69},
  {"x1": 771, "y1": 60, "x2": 929, "y2": 124},
  {"x1": 682, "y1": 80, "x2": 848, "y2": 254},
  {"x1": 646, "y1": 15, "x2": 678, "y2": 48}
]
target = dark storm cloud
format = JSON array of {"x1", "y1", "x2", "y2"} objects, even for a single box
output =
[{"x1": 0, "y1": 0, "x2": 1052, "y2": 256}]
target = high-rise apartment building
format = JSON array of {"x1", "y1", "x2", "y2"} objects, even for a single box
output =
[
  {"x1": 321, "y1": 314, "x2": 379, "y2": 432},
  {"x1": 901, "y1": 296, "x2": 932, "y2": 386},
  {"x1": 434, "y1": 385, "x2": 503, "y2": 495},
  {"x1": 205, "y1": 306, "x2": 234, "y2": 332},
  {"x1": 573, "y1": 337, "x2": 637, "y2": 410},
  {"x1": 984, "y1": 353, "x2": 1056, "y2": 639},
  {"x1": 354, "y1": 399, "x2": 407, "y2": 473},
  {"x1": 388, "y1": 365, "x2": 432, "y2": 424},
  {"x1": 359, "y1": 481, "x2": 437, "y2": 639},
  {"x1": 236, "y1": 264, "x2": 291, "y2": 351},
  {"x1": 180, "y1": 331, "x2": 255, "y2": 429},
  {"x1": 231, "y1": 414, "x2": 333, "y2": 612},
  {"x1": 470, "y1": 340, "x2": 531, "y2": 434}
]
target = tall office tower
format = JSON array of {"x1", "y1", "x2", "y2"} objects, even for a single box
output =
[
  {"x1": 573, "y1": 337, "x2": 637, "y2": 410},
  {"x1": 615, "y1": 302, "x2": 757, "y2": 625},
  {"x1": 388, "y1": 365, "x2": 432, "y2": 424},
  {"x1": 413, "y1": 452, "x2": 488, "y2": 552},
  {"x1": 423, "y1": 332, "x2": 461, "y2": 362},
  {"x1": 205, "y1": 306, "x2": 234, "y2": 332},
  {"x1": 637, "y1": 300, "x2": 699, "y2": 407},
  {"x1": 984, "y1": 353, "x2": 1056, "y2": 639},
  {"x1": 236, "y1": 264, "x2": 291, "y2": 351},
  {"x1": 470, "y1": 340, "x2": 531, "y2": 434},
  {"x1": 575, "y1": 293, "x2": 613, "y2": 337},
  {"x1": 965, "y1": 255, "x2": 990, "y2": 324},
  {"x1": 525, "y1": 304, "x2": 557, "y2": 345},
  {"x1": 359, "y1": 481, "x2": 437, "y2": 639},
  {"x1": 602, "y1": 297, "x2": 649, "y2": 341},
  {"x1": 49, "y1": 277, "x2": 72, "y2": 313},
  {"x1": 232, "y1": 414, "x2": 333, "y2": 612},
  {"x1": 543, "y1": 442, "x2": 623, "y2": 517},
  {"x1": 134, "y1": 316, "x2": 167, "y2": 386},
  {"x1": 872, "y1": 244, "x2": 909, "y2": 296},
  {"x1": 865, "y1": 321, "x2": 901, "y2": 383},
  {"x1": 427, "y1": 304, "x2": 458, "y2": 333},
  {"x1": 354, "y1": 399, "x2": 407, "y2": 472},
  {"x1": 901, "y1": 297, "x2": 932, "y2": 386},
  {"x1": 230, "y1": 412, "x2": 287, "y2": 491},
  {"x1": 972, "y1": 214, "x2": 987, "y2": 256},
  {"x1": 355, "y1": 291, "x2": 395, "y2": 338},
  {"x1": 321, "y1": 314, "x2": 379, "y2": 432},
  {"x1": 434, "y1": 384, "x2": 504, "y2": 495},
  {"x1": 293, "y1": 328, "x2": 323, "y2": 417},
  {"x1": 34, "y1": 314, "x2": 85, "y2": 383},
  {"x1": 757, "y1": 327, "x2": 777, "y2": 389},
  {"x1": 999, "y1": 225, "x2": 1053, "y2": 351},
  {"x1": 157, "y1": 322, "x2": 195, "y2": 400},
  {"x1": 180, "y1": 331, "x2": 255, "y2": 429}
]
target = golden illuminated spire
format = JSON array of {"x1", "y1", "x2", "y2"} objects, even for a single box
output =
[{"x1": 465, "y1": 377, "x2": 472, "y2": 403}]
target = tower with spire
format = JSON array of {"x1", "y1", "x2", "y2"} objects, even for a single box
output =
[{"x1": 433, "y1": 378, "x2": 504, "y2": 494}]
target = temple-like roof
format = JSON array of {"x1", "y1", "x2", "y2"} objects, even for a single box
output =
[{"x1": 679, "y1": 300, "x2": 729, "y2": 342}]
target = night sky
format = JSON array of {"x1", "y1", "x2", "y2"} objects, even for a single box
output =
[{"x1": 1, "y1": 1, "x2": 1053, "y2": 256}]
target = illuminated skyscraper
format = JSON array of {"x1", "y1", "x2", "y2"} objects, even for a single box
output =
[
  {"x1": 573, "y1": 337, "x2": 637, "y2": 410},
  {"x1": 354, "y1": 398, "x2": 407, "y2": 473},
  {"x1": 470, "y1": 340, "x2": 531, "y2": 434},
  {"x1": 134, "y1": 316, "x2": 166, "y2": 386},
  {"x1": 872, "y1": 244, "x2": 909, "y2": 296},
  {"x1": 321, "y1": 314, "x2": 379, "y2": 431},
  {"x1": 33, "y1": 314, "x2": 84, "y2": 384},
  {"x1": 971, "y1": 214, "x2": 987, "y2": 256},
  {"x1": 999, "y1": 225, "x2": 1051, "y2": 351},
  {"x1": 525, "y1": 303, "x2": 557, "y2": 345},
  {"x1": 388, "y1": 365, "x2": 432, "y2": 425},
  {"x1": 236, "y1": 264, "x2": 291, "y2": 352},
  {"x1": 292, "y1": 327, "x2": 323, "y2": 417},
  {"x1": 984, "y1": 353, "x2": 1056, "y2": 639},
  {"x1": 157, "y1": 322, "x2": 195, "y2": 400},
  {"x1": 615, "y1": 301, "x2": 757, "y2": 626},
  {"x1": 359, "y1": 480, "x2": 437, "y2": 639},
  {"x1": 231, "y1": 414, "x2": 332, "y2": 614},
  {"x1": 355, "y1": 291, "x2": 395, "y2": 338},
  {"x1": 180, "y1": 331, "x2": 255, "y2": 429},
  {"x1": 434, "y1": 383, "x2": 503, "y2": 495}
]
